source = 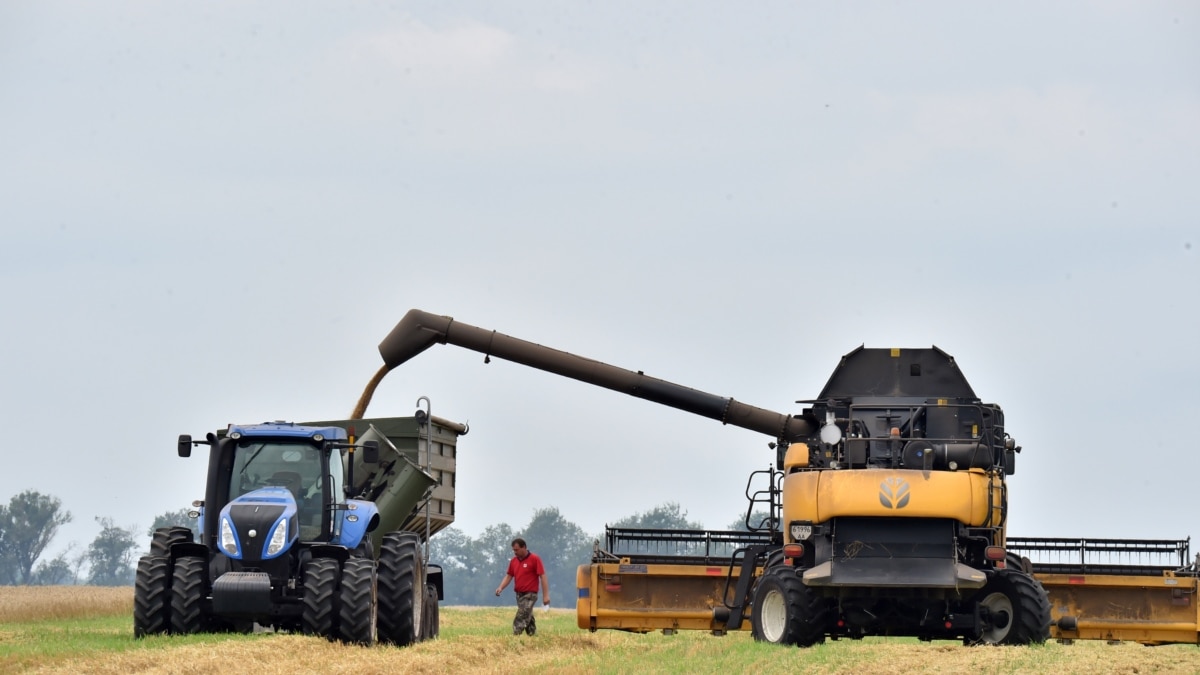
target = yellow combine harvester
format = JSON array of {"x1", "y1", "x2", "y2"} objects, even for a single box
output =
[{"x1": 376, "y1": 309, "x2": 1200, "y2": 646}]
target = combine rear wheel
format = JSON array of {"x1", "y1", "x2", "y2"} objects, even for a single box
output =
[
  {"x1": 338, "y1": 558, "x2": 378, "y2": 645},
  {"x1": 170, "y1": 556, "x2": 208, "y2": 635},
  {"x1": 751, "y1": 567, "x2": 827, "y2": 647},
  {"x1": 133, "y1": 556, "x2": 171, "y2": 637},
  {"x1": 378, "y1": 532, "x2": 423, "y2": 645},
  {"x1": 302, "y1": 558, "x2": 341, "y2": 639},
  {"x1": 973, "y1": 568, "x2": 1051, "y2": 645}
]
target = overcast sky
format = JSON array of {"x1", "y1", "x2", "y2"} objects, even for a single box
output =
[{"x1": 3, "y1": 2, "x2": 1197, "y2": 562}]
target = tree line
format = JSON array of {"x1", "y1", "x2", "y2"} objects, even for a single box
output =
[
  {"x1": 0, "y1": 490, "x2": 195, "y2": 586},
  {"x1": 0, "y1": 489, "x2": 761, "y2": 597}
]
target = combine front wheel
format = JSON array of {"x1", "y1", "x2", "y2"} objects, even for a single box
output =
[
  {"x1": 751, "y1": 567, "x2": 826, "y2": 647},
  {"x1": 973, "y1": 569, "x2": 1051, "y2": 645}
]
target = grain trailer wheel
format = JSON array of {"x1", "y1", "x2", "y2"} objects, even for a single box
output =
[
  {"x1": 423, "y1": 584, "x2": 440, "y2": 640},
  {"x1": 972, "y1": 568, "x2": 1051, "y2": 645},
  {"x1": 170, "y1": 556, "x2": 208, "y2": 635},
  {"x1": 751, "y1": 567, "x2": 827, "y2": 647},
  {"x1": 338, "y1": 557, "x2": 378, "y2": 645},
  {"x1": 133, "y1": 555, "x2": 172, "y2": 637},
  {"x1": 378, "y1": 532, "x2": 423, "y2": 645},
  {"x1": 302, "y1": 558, "x2": 341, "y2": 640}
]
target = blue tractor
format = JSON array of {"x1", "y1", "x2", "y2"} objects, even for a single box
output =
[{"x1": 134, "y1": 418, "x2": 456, "y2": 645}]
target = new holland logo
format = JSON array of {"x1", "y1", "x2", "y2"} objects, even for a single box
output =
[{"x1": 879, "y1": 477, "x2": 911, "y2": 509}]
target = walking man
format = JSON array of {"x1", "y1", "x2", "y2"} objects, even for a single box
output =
[{"x1": 495, "y1": 537, "x2": 550, "y2": 635}]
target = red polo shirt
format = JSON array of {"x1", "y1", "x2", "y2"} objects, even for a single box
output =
[{"x1": 507, "y1": 551, "x2": 546, "y2": 593}]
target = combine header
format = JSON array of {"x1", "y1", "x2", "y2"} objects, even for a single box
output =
[{"x1": 1008, "y1": 536, "x2": 1200, "y2": 645}]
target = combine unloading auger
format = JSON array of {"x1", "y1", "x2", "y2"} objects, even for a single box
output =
[{"x1": 377, "y1": 309, "x2": 812, "y2": 445}]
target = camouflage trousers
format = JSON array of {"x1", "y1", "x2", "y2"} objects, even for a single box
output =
[{"x1": 513, "y1": 592, "x2": 538, "y2": 635}]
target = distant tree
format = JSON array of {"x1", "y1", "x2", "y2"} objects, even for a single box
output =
[
  {"x1": 30, "y1": 546, "x2": 79, "y2": 585},
  {"x1": 725, "y1": 510, "x2": 775, "y2": 532},
  {"x1": 475, "y1": 523, "x2": 516, "y2": 606},
  {"x1": 429, "y1": 527, "x2": 493, "y2": 606},
  {"x1": 609, "y1": 502, "x2": 704, "y2": 530},
  {"x1": 85, "y1": 518, "x2": 138, "y2": 586},
  {"x1": 148, "y1": 508, "x2": 199, "y2": 549},
  {"x1": 0, "y1": 490, "x2": 73, "y2": 585},
  {"x1": 519, "y1": 507, "x2": 592, "y2": 611}
]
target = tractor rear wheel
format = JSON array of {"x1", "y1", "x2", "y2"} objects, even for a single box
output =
[
  {"x1": 338, "y1": 558, "x2": 378, "y2": 645},
  {"x1": 302, "y1": 558, "x2": 341, "y2": 640},
  {"x1": 972, "y1": 568, "x2": 1051, "y2": 645},
  {"x1": 751, "y1": 567, "x2": 827, "y2": 647},
  {"x1": 150, "y1": 527, "x2": 193, "y2": 558},
  {"x1": 378, "y1": 532, "x2": 423, "y2": 646},
  {"x1": 170, "y1": 556, "x2": 208, "y2": 635},
  {"x1": 133, "y1": 556, "x2": 171, "y2": 637}
]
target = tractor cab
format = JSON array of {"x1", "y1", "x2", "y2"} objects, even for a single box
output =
[
  {"x1": 225, "y1": 428, "x2": 345, "y2": 542},
  {"x1": 179, "y1": 422, "x2": 380, "y2": 570}
]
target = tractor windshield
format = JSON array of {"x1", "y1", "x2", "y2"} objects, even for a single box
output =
[{"x1": 229, "y1": 439, "x2": 327, "y2": 540}]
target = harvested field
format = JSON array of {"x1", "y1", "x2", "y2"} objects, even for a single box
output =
[{"x1": 3, "y1": 588, "x2": 1200, "y2": 674}]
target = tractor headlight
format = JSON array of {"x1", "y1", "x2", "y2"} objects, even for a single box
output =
[
  {"x1": 220, "y1": 517, "x2": 239, "y2": 556},
  {"x1": 265, "y1": 518, "x2": 289, "y2": 558}
]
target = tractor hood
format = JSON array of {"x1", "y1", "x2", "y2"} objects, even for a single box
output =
[{"x1": 217, "y1": 486, "x2": 298, "y2": 562}]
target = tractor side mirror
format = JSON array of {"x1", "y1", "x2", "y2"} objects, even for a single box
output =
[
  {"x1": 362, "y1": 440, "x2": 380, "y2": 464},
  {"x1": 178, "y1": 434, "x2": 192, "y2": 458}
]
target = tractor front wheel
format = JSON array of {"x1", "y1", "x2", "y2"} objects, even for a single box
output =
[
  {"x1": 170, "y1": 556, "x2": 208, "y2": 635},
  {"x1": 302, "y1": 558, "x2": 341, "y2": 640},
  {"x1": 338, "y1": 558, "x2": 378, "y2": 645},
  {"x1": 133, "y1": 556, "x2": 171, "y2": 637}
]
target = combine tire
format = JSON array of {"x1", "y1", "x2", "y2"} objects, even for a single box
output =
[
  {"x1": 302, "y1": 558, "x2": 341, "y2": 640},
  {"x1": 972, "y1": 568, "x2": 1051, "y2": 645},
  {"x1": 338, "y1": 558, "x2": 378, "y2": 645},
  {"x1": 133, "y1": 555, "x2": 172, "y2": 637},
  {"x1": 150, "y1": 527, "x2": 194, "y2": 558},
  {"x1": 422, "y1": 584, "x2": 440, "y2": 640},
  {"x1": 751, "y1": 567, "x2": 827, "y2": 647},
  {"x1": 170, "y1": 556, "x2": 208, "y2": 635},
  {"x1": 378, "y1": 532, "x2": 423, "y2": 646}
]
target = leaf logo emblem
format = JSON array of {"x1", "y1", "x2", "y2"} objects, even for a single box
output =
[{"x1": 879, "y1": 477, "x2": 911, "y2": 509}]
